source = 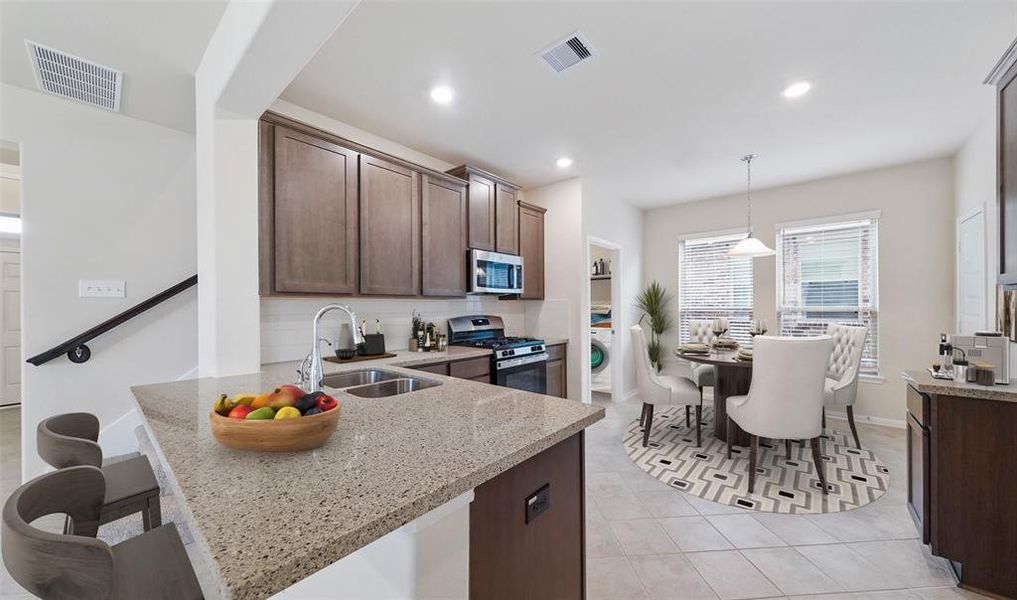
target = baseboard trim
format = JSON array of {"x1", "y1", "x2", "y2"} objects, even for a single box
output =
[
  {"x1": 619, "y1": 388, "x2": 639, "y2": 402},
  {"x1": 826, "y1": 409, "x2": 905, "y2": 430}
]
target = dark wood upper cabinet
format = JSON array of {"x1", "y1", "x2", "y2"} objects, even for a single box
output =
[
  {"x1": 989, "y1": 41, "x2": 1017, "y2": 284},
  {"x1": 519, "y1": 201, "x2": 546, "y2": 300},
  {"x1": 359, "y1": 155, "x2": 420, "y2": 296},
  {"x1": 467, "y1": 174, "x2": 496, "y2": 251},
  {"x1": 421, "y1": 175, "x2": 468, "y2": 297},
  {"x1": 448, "y1": 165, "x2": 522, "y2": 254},
  {"x1": 272, "y1": 126, "x2": 359, "y2": 294},
  {"x1": 495, "y1": 183, "x2": 520, "y2": 255}
]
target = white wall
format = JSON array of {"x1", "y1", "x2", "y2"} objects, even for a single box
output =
[
  {"x1": 954, "y1": 91, "x2": 998, "y2": 331},
  {"x1": 1, "y1": 83, "x2": 198, "y2": 478},
  {"x1": 643, "y1": 158, "x2": 956, "y2": 424},
  {"x1": 523, "y1": 179, "x2": 584, "y2": 400},
  {"x1": 583, "y1": 181, "x2": 643, "y2": 400}
]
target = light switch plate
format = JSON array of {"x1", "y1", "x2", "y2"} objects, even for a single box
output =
[{"x1": 79, "y1": 280, "x2": 125, "y2": 298}]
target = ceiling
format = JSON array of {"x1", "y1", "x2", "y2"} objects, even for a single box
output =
[
  {"x1": 283, "y1": 1, "x2": 1017, "y2": 207},
  {"x1": 0, "y1": 0, "x2": 227, "y2": 133}
]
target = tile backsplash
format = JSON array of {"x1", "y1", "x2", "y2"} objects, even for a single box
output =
[{"x1": 261, "y1": 296, "x2": 529, "y2": 364}]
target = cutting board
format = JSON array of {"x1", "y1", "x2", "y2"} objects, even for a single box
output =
[{"x1": 324, "y1": 352, "x2": 397, "y2": 365}]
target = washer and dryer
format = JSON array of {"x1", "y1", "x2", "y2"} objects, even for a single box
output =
[{"x1": 591, "y1": 327, "x2": 613, "y2": 393}]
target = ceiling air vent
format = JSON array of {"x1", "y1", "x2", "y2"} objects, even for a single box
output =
[
  {"x1": 539, "y1": 31, "x2": 597, "y2": 74},
  {"x1": 26, "y1": 41, "x2": 122, "y2": 112}
]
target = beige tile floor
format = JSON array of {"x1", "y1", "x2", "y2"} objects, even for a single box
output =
[
  {"x1": 0, "y1": 395, "x2": 992, "y2": 600},
  {"x1": 583, "y1": 392, "x2": 987, "y2": 600}
]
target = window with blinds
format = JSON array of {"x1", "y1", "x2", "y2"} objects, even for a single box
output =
[
  {"x1": 777, "y1": 216, "x2": 879, "y2": 376},
  {"x1": 678, "y1": 232, "x2": 754, "y2": 345}
]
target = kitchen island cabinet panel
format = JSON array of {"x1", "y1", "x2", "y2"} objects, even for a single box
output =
[
  {"x1": 421, "y1": 175, "x2": 468, "y2": 297},
  {"x1": 470, "y1": 432, "x2": 584, "y2": 600},
  {"x1": 273, "y1": 126, "x2": 359, "y2": 294},
  {"x1": 359, "y1": 155, "x2": 420, "y2": 296}
]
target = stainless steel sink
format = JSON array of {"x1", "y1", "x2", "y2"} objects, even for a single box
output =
[
  {"x1": 344, "y1": 378, "x2": 441, "y2": 398},
  {"x1": 321, "y1": 369, "x2": 402, "y2": 389}
]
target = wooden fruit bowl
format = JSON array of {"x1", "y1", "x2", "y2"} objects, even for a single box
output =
[{"x1": 208, "y1": 406, "x2": 341, "y2": 452}]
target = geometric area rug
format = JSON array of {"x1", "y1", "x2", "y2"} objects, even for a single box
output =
[{"x1": 623, "y1": 404, "x2": 890, "y2": 514}]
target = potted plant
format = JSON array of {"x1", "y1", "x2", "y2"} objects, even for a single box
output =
[{"x1": 635, "y1": 281, "x2": 674, "y2": 372}]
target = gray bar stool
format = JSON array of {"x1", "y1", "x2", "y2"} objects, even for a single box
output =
[
  {"x1": 37, "y1": 413, "x2": 161, "y2": 532},
  {"x1": 1, "y1": 465, "x2": 203, "y2": 599}
]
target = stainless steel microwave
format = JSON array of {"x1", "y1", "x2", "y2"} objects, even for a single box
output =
[{"x1": 469, "y1": 249, "x2": 523, "y2": 295}]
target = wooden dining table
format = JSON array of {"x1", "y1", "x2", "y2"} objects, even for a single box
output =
[{"x1": 675, "y1": 348, "x2": 753, "y2": 447}]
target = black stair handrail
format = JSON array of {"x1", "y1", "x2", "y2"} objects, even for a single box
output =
[{"x1": 26, "y1": 275, "x2": 198, "y2": 366}]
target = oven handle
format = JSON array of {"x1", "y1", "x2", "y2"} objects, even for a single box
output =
[{"x1": 496, "y1": 353, "x2": 549, "y2": 370}]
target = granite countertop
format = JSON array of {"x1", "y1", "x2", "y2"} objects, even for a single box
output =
[
  {"x1": 902, "y1": 369, "x2": 1017, "y2": 403},
  {"x1": 131, "y1": 350, "x2": 603, "y2": 599}
]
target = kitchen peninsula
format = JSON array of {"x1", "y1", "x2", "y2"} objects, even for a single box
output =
[
  {"x1": 902, "y1": 370, "x2": 1017, "y2": 598},
  {"x1": 131, "y1": 350, "x2": 603, "y2": 600}
]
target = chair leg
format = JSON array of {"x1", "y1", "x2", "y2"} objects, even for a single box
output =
[
  {"x1": 148, "y1": 496, "x2": 161, "y2": 528},
  {"x1": 748, "y1": 435, "x2": 759, "y2": 494},
  {"x1": 811, "y1": 437, "x2": 828, "y2": 495},
  {"x1": 785, "y1": 439, "x2": 792, "y2": 460},
  {"x1": 726, "y1": 417, "x2": 734, "y2": 459},
  {"x1": 695, "y1": 405, "x2": 702, "y2": 447},
  {"x1": 642, "y1": 404, "x2": 655, "y2": 447},
  {"x1": 685, "y1": 405, "x2": 690, "y2": 427},
  {"x1": 639, "y1": 403, "x2": 648, "y2": 428},
  {"x1": 822, "y1": 407, "x2": 826, "y2": 429},
  {"x1": 846, "y1": 405, "x2": 862, "y2": 449}
]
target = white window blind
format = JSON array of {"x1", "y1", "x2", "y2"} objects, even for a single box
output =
[
  {"x1": 679, "y1": 232, "x2": 754, "y2": 345},
  {"x1": 777, "y1": 217, "x2": 879, "y2": 376}
]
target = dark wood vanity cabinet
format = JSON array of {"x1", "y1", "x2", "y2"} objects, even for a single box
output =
[
  {"x1": 447, "y1": 165, "x2": 521, "y2": 255},
  {"x1": 268, "y1": 125, "x2": 359, "y2": 294},
  {"x1": 421, "y1": 175, "x2": 468, "y2": 297},
  {"x1": 359, "y1": 155, "x2": 420, "y2": 296},
  {"x1": 906, "y1": 382, "x2": 1017, "y2": 598},
  {"x1": 519, "y1": 201, "x2": 546, "y2": 300},
  {"x1": 989, "y1": 41, "x2": 1017, "y2": 284}
]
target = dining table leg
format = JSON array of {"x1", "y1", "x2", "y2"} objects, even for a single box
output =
[{"x1": 712, "y1": 365, "x2": 753, "y2": 447}]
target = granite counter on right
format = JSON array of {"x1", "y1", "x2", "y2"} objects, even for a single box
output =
[{"x1": 900, "y1": 370, "x2": 1017, "y2": 598}]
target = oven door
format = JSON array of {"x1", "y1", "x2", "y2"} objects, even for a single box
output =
[
  {"x1": 470, "y1": 249, "x2": 523, "y2": 294},
  {"x1": 494, "y1": 353, "x2": 548, "y2": 394}
]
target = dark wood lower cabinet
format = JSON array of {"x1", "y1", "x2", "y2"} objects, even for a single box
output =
[
  {"x1": 546, "y1": 343, "x2": 567, "y2": 398},
  {"x1": 907, "y1": 384, "x2": 1017, "y2": 598},
  {"x1": 470, "y1": 432, "x2": 585, "y2": 600}
]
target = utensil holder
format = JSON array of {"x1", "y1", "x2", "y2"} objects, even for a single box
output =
[{"x1": 359, "y1": 334, "x2": 386, "y2": 356}]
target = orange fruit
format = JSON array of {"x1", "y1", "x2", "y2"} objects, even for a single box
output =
[{"x1": 251, "y1": 393, "x2": 272, "y2": 409}]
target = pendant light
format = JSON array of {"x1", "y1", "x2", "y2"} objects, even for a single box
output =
[{"x1": 728, "y1": 153, "x2": 775, "y2": 258}]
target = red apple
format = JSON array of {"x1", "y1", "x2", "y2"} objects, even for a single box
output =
[
  {"x1": 228, "y1": 405, "x2": 254, "y2": 419},
  {"x1": 315, "y1": 394, "x2": 338, "y2": 412}
]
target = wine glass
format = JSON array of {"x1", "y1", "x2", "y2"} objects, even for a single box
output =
[{"x1": 711, "y1": 318, "x2": 728, "y2": 352}]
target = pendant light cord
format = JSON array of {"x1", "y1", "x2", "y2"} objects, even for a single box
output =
[{"x1": 742, "y1": 154, "x2": 756, "y2": 236}]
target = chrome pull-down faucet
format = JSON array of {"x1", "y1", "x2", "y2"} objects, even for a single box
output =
[{"x1": 307, "y1": 304, "x2": 364, "y2": 393}]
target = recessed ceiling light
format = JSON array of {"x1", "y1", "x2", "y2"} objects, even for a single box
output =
[
  {"x1": 430, "y1": 85, "x2": 455, "y2": 104},
  {"x1": 556, "y1": 157, "x2": 573, "y2": 168},
  {"x1": 782, "y1": 81, "x2": 812, "y2": 99}
]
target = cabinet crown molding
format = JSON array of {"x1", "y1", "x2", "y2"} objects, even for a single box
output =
[{"x1": 985, "y1": 37, "x2": 1017, "y2": 85}]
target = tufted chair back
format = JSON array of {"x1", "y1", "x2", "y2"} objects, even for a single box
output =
[
  {"x1": 825, "y1": 324, "x2": 867, "y2": 383},
  {"x1": 687, "y1": 320, "x2": 716, "y2": 344}
]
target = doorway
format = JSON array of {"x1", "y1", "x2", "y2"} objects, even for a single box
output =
[
  {"x1": 586, "y1": 237, "x2": 621, "y2": 403},
  {"x1": 0, "y1": 141, "x2": 22, "y2": 407},
  {"x1": 957, "y1": 207, "x2": 986, "y2": 334}
]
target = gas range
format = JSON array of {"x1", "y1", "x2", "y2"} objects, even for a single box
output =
[{"x1": 447, "y1": 315, "x2": 549, "y2": 393}]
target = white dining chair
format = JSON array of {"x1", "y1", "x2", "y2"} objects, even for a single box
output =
[
  {"x1": 632, "y1": 325, "x2": 703, "y2": 447},
  {"x1": 823, "y1": 323, "x2": 867, "y2": 448},
  {"x1": 725, "y1": 335, "x2": 834, "y2": 495},
  {"x1": 686, "y1": 320, "x2": 717, "y2": 413}
]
